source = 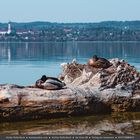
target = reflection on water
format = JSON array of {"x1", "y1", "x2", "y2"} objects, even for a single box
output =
[
  {"x1": 0, "y1": 41, "x2": 140, "y2": 85},
  {"x1": 0, "y1": 113, "x2": 140, "y2": 135}
]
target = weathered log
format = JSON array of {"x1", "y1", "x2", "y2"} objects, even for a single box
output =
[{"x1": 0, "y1": 58, "x2": 140, "y2": 122}]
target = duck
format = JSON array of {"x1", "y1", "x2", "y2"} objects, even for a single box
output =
[
  {"x1": 35, "y1": 75, "x2": 66, "y2": 90},
  {"x1": 88, "y1": 55, "x2": 112, "y2": 68}
]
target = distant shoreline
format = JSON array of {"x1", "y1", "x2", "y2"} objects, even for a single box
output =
[{"x1": 1, "y1": 21, "x2": 140, "y2": 42}]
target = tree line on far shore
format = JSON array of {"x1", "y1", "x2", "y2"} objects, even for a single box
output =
[{"x1": 0, "y1": 21, "x2": 140, "y2": 41}]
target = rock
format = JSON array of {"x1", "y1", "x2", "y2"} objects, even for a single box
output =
[{"x1": 0, "y1": 58, "x2": 140, "y2": 122}]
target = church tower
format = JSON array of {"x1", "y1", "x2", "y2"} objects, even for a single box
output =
[{"x1": 7, "y1": 22, "x2": 12, "y2": 34}]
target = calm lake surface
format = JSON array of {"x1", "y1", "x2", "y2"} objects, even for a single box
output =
[
  {"x1": 0, "y1": 41, "x2": 140, "y2": 85},
  {"x1": 1, "y1": 41, "x2": 140, "y2": 135}
]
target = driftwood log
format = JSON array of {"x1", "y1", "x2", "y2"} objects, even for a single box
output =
[{"x1": 0, "y1": 58, "x2": 140, "y2": 121}]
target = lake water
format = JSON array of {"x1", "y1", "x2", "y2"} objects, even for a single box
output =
[
  {"x1": 0, "y1": 41, "x2": 140, "y2": 85},
  {"x1": 1, "y1": 41, "x2": 140, "y2": 135},
  {"x1": 0, "y1": 112, "x2": 140, "y2": 135}
]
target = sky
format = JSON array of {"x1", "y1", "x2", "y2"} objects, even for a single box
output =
[{"x1": 0, "y1": 0, "x2": 140, "y2": 23}]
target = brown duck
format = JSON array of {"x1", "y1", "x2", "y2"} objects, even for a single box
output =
[{"x1": 88, "y1": 55, "x2": 112, "y2": 68}]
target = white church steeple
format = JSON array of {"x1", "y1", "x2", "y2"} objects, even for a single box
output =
[
  {"x1": 7, "y1": 22, "x2": 12, "y2": 34},
  {"x1": 0, "y1": 22, "x2": 12, "y2": 35}
]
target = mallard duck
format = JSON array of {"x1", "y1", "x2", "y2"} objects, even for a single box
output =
[
  {"x1": 35, "y1": 75, "x2": 66, "y2": 90},
  {"x1": 42, "y1": 79, "x2": 65, "y2": 90},
  {"x1": 88, "y1": 55, "x2": 112, "y2": 68}
]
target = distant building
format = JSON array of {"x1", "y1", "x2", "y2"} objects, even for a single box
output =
[
  {"x1": 0, "y1": 22, "x2": 12, "y2": 35},
  {"x1": 16, "y1": 29, "x2": 30, "y2": 35}
]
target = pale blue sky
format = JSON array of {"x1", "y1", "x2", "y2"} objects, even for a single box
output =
[{"x1": 0, "y1": 0, "x2": 140, "y2": 23}]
